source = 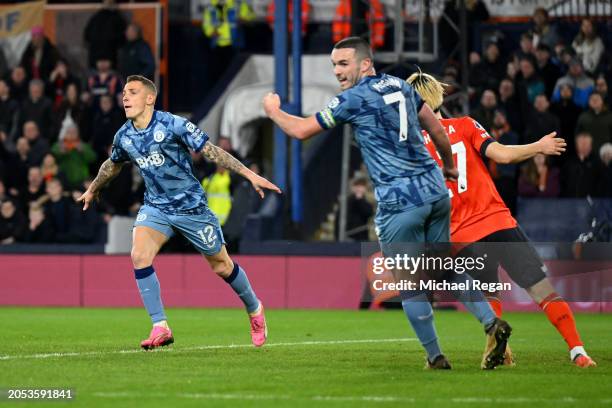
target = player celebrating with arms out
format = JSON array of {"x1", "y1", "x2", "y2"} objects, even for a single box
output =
[
  {"x1": 408, "y1": 70, "x2": 596, "y2": 368},
  {"x1": 264, "y1": 37, "x2": 512, "y2": 370},
  {"x1": 79, "y1": 75, "x2": 280, "y2": 350}
]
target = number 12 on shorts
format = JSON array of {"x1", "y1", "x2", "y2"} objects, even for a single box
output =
[{"x1": 197, "y1": 225, "x2": 216, "y2": 246}]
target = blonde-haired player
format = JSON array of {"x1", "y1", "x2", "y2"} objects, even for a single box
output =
[{"x1": 408, "y1": 70, "x2": 596, "y2": 367}]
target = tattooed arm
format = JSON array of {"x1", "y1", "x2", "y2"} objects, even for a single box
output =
[
  {"x1": 201, "y1": 141, "x2": 281, "y2": 198},
  {"x1": 77, "y1": 158, "x2": 125, "y2": 210}
]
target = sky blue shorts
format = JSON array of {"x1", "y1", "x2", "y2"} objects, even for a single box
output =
[
  {"x1": 376, "y1": 196, "x2": 450, "y2": 256},
  {"x1": 134, "y1": 204, "x2": 225, "y2": 256}
]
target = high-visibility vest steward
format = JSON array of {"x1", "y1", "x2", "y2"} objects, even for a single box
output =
[{"x1": 332, "y1": 0, "x2": 385, "y2": 49}]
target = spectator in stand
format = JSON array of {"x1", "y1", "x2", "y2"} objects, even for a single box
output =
[
  {"x1": 572, "y1": 18, "x2": 605, "y2": 75},
  {"x1": 575, "y1": 92, "x2": 612, "y2": 157},
  {"x1": 39, "y1": 178, "x2": 72, "y2": 238},
  {"x1": 535, "y1": 43, "x2": 561, "y2": 97},
  {"x1": 54, "y1": 83, "x2": 90, "y2": 141},
  {"x1": 599, "y1": 143, "x2": 612, "y2": 197},
  {"x1": 7, "y1": 66, "x2": 28, "y2": 103},
  {"x1": 531, "y1": 7, "x2": 560, "y2": 50},
  {"x1": 562, "y1": 132, "x2": 605, "y2": 197},
  {"x1": 497, "y1": 78, "x2": 523, "y2": 135},
  {"x1": 550, "y1": 84, "x2": 582, "y2": 158},
  {"x1": 96, "y1": 148, "x2": 135, "y2": 221},
  {"x1": 59, "y1": 188, "x2": 102, "y2": 244},
  {"x1": 552, "y1": 58, "x2": 594, "y2": 108},
  {"x1": 525, "y1": 94, "x2": 560, "y2": 145},
  {"x1": 91, "y1": 94, "x2": 125, "y2": 167},
  {"x1": 517, "y1": 55, "x2": 545, "y2": 106},
  {"x1": 20, "y1": 79, "x2": 54, "y2": 141},
  {"x1": 471, "y1": 89, "x2": 497, "y2": 132},
  {"x1": 22, "y1": 121, "x2": 49, "y2": 166},
  {"x1": 0, "y1": 199, "x2": 27, "y2": 244},
  {"x1": 0, "y1": 79, "x2": 20, "y2": 143},
  {"x1": 47, "y1": 60, "x2": 78, "y2": 111},
  {"x1": 83, "y1": 0, "x2": 126, "y2": 69},
  {"x1": 0, "y1": 180, "x2": 13, "y2": 203},
  {"x1": 595, "y1": 75, "x2": 609, "y2": 106},
  {"x1": 516, "y1": 32, "x2": 535, "y2": 60},
  {"x1": 18, "y1": 166, "x2": 45, "y2": 211},
  {"x1": 19, "y1": 26, "x2": 60, "y2": 82},
  {"x1": 40, "y1": 153, "x2": 68, "y2": 187},
  {"x1": 0, "y1": 46, "x2": 8, "y2": 80},
  {"x1": 346, "y1": 177, "x2": 374, "y2": 241},
  {"x1": 6, "y1": 137, "x2": 32, "y2": 196},
  {"x1": 487, "y1": 109, "x2": 520, "y2": 214},
  {"x1": 51, "y1": 125, "x2": 96, "y2": 190},
  {"x1": 118, "y1": 23, "x2": 155, "y2": 80},
  {"x1": 469, "y1": 42, "x2": 505, "y2": 96},
  {"x1": 518, "y1": 154, "x2": 560, "y2": 198},
  {"x1": 22, "y1": 204, "x2": 55, "y2": 243},
  {"x1": 86, "y1": 58, "x2": 122, "y2": 111}
]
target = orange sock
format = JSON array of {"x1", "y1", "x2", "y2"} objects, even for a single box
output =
[
  {"x1": 539, "y1": 293, "x2": 583, "y2": 350},
  {"x1": 487, "y1": 296, "x2": 503, "y2": 318}
]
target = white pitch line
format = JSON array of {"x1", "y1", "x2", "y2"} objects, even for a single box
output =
[
  {"x1": 92, "y1": 392, "x2": 600, "y2": 404},
  {"x1": 0, "y1": 337, "x2": 416, "y2": 361}
]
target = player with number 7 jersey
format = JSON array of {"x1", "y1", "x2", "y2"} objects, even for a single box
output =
[{"x1": 410, "y1": 71, "x2": 596, "y2": 368}]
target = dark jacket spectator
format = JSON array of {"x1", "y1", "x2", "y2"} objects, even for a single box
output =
[
  {"x1": 83, "y1": 0, "x2": 126, "y2": 68},
  {"x1": 532, "y1": 7, "x2": 560, "y2": 50},
  {"x1": 469, "y1": 43, "x2": 505, "y2": 95},
  {"x1": 518, "y1": 154, "x2": 560, "y2": 197},
  {"x1": 22, "y1": 205, "x2": 55, "y2": 243},
  {"x1": 0, "y1": 199, "x2": 27, "y2": 244},
  {"x1": 118, "y1": 23, "x2": 155, "y2": 80},
  {"x1": 6, "y1": 138, "x2": 32, "y2": 195},
  {"x1": 6, "y1": 66, "x2": 29, "y2": 103},
  {"x1": 535, "y1": 43, "x2": 561, "y2": 97},
  {"x1": 0, "y1": 46, "x2": 8, "y2": 80},
  {"x1": 91, "y1": 94, "x2": 125, "y2": 165},
  {"x1": 22, "y1": 121, "x2": 49, "y2": 166},
  {"x1": 516, "y1": 55, "x2": 546, "y2": 106},
  {"x1": 525, "y1": 94, "x2": 560, "y2": 144},
  {"x1": 87, "y1": 59, "x2": 123, "y2": 110},
  {"x1": 40, "y1": 178, "x2": 72, "y2": 237},
  {"x1": 471, "y1": 89, "x2": 497, "y2": 133},
  {"x1": 339, "y1": 178, "x2": 373, "y2": 241},
  {"x1": 0, "y1": 79, "x2": 20, "y2": 143},
  {"x1": 19, "y1": 26, "x2": 60, "y2": 81},
  {"x1": 20, "y1": 79, "x2": 54, "y2": 141},
  {"x1": 47, "y1": 60, "x2": 79, "y2": 110},
  {"x1": 575, "y1": 93, "x2": 612, "y2": 158},
  {"x1": 487, "y1": 109, "x2": 520, "y2": 214},
  {"x1": 562, "y1": 132, "x2": 605, "y2": 197},
  {"x1": 40, "y1": 153, "x2": 69, "y2": 187},
  {"x1": 550, "y1": 84, "x2": 582, "y2": 156},
  {"x1": 497, "y1": 78, "x2": 523, "y2": 135},
  {"x1": 18, "y1": 166, "x2": 45, "y2": 211},
  {"x1": 595, "y1": 75, "x2": 609, "y2": 107}
]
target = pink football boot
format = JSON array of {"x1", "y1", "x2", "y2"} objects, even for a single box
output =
[
  {"x1": 140, "y1": 325, "x2": 174, "y2": 350},
  {"x1": 249, "y1": 304, "x2": 268, "y2": 347}
]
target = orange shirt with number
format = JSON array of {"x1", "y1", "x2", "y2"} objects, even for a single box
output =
[{"x1": 422, "y1": 117, "x2": 517, "y2": 243}]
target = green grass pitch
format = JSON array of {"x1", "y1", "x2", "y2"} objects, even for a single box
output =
[{"x1": 1, "y1": 308, "x2": 611, "y2": 407}]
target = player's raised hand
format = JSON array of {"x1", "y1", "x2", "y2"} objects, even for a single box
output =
[
  {"x1": 249, "y1": 174, "x2": 282, "y2": 199},
  {"x1": 262, "y1": 92, "x2": 281, "y2": 117},
  {"x1": 443, "y1": 166, "x2": 459, "y2": 182},
  {"x1": 538, "y1": 132, "x2": 566, "y2": 156},
  {"x1": 77, "y1": 189, "x2": 98, "y2": 211}
]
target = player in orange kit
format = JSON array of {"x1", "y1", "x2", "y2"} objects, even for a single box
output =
[{"x1": 408, "y1": 70, "x2": 596, "y2": 368}]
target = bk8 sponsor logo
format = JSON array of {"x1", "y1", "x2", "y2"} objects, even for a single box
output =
[{"x1": 135, "y1": 152, "x2": 165, "y2": 168}]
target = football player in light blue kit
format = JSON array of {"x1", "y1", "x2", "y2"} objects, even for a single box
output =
[
  {"x1": 78, "y1": 75, "x2": 280, "y2": 349},
  {"x1": 263, "y1": 37, "x2": 511, "y2": 369}
]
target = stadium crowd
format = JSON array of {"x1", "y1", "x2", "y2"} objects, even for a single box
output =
[{"x1": 0, "y1": 1, "x2": 611, "y2": 245}]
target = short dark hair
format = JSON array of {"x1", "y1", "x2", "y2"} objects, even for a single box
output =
[
  {"x1": 126, "y1": 75, "x2": 157, "y2": 95},
  {"x1": 333, "y1": 36, "x2": 373, "y2": 62}
]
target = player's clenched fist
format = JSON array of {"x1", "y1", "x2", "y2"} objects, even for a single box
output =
[
  {"x1": 538, "y1": 132, "x2": 566, "y2": 156},
  {"x1": 262, "y1": 92, "x2": 281, "y2": 116}
]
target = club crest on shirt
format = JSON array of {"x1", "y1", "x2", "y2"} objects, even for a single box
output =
[
  {"x1": 136, "y1": 214, "x2": 147, "y2": 222},
  {"x1": 185, "y1": 121, "x2": 196, "y2": 133},
  {"x1": 154, "y1": 130, "x2": 165, "y2": 143}
]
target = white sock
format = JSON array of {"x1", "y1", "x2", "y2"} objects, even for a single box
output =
[
  {"x1": 153, "y1": 320, "x2": 169, "y2": 329},
  {"x1": 570, "y1": 345, "x2": 587, "y2": 361}
]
